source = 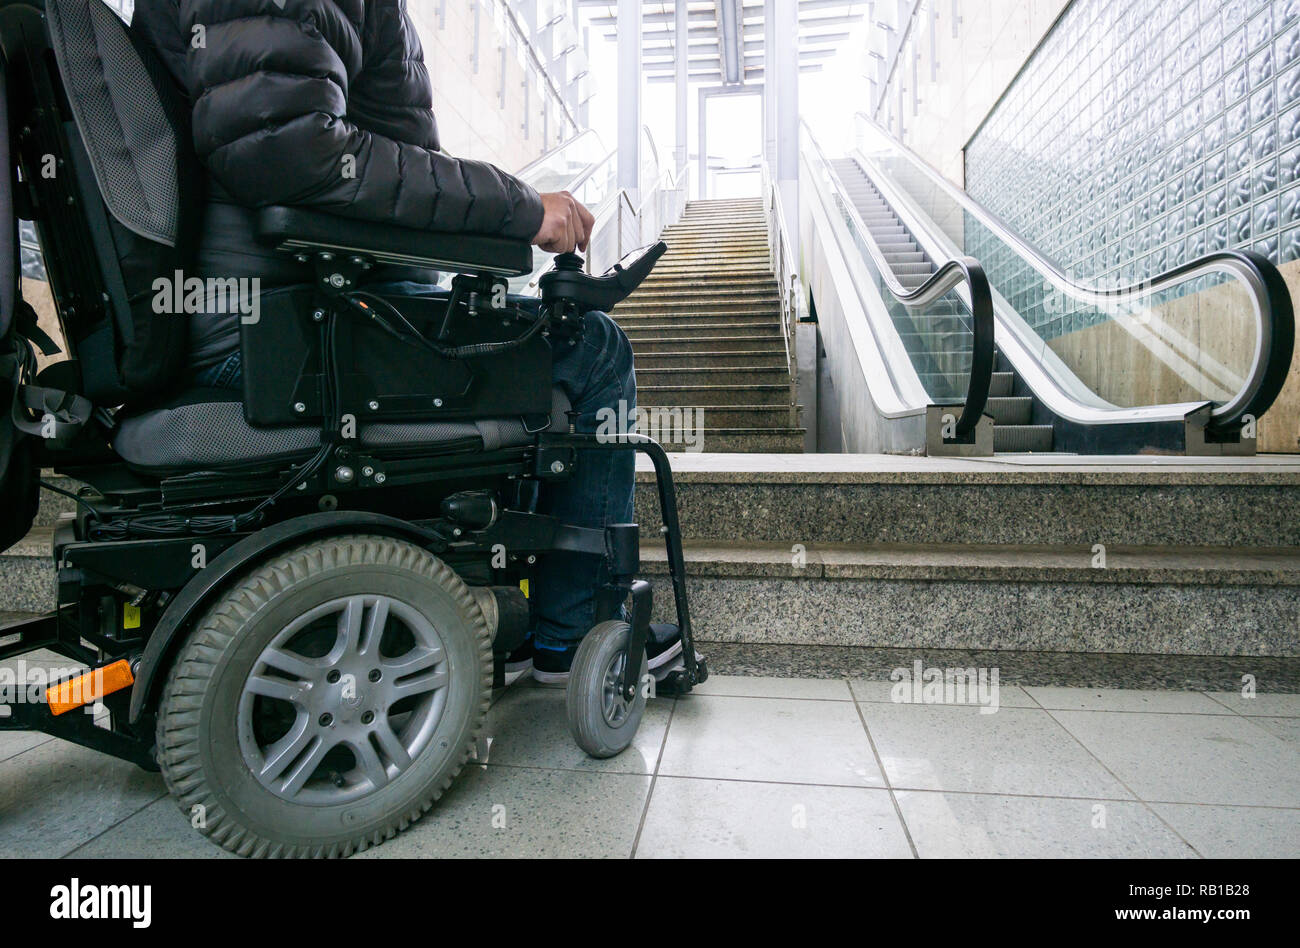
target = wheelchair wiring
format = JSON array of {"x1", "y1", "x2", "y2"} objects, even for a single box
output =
[{"x1": 344, "y1": 289, "x2": 550, "y2": 361}]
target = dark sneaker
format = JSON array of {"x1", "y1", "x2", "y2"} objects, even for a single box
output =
[
  {"x1": 503, "y1": 639, "x2": 534, "y2": 687},
  {"x1": 646, "y1": 623, "x2": 684, "y2": 678},
  {"x1": 532, "y1": 644, "x2": 578, "y2": 685}
]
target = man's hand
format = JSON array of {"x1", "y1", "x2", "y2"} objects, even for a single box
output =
[{"x1": 533, "y1": 191, "x2": 596, "y2": 254}]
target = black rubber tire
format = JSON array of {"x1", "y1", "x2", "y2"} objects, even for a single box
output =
[
  {"x1": 155, "y1": 535, "x2": 492, "y2": 858},
  {"x1": 565, "y1": 620, "x2": 647, "y2": 759}
]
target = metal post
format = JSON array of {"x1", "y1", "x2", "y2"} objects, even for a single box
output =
[
  {"x1": 774, "y1": 0, "x2": 798, "y2": 261},
  {"x1": 764, "y1": 0, "x2": 777, "y2": 169},
  {"x1": 617, "y1": 0, "x2": 642, "y2": 205},
  {"x1": 675, "y1": 0, "x2": 688, "y2": 176}
]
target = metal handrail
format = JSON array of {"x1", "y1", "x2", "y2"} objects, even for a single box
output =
[
  {"x1": 852, "y1": 112, "x2": 1296, "y2": 431},
  {"x1": 759, "y1": 160, "x2": 801, "y2": 394},
  {"x1": 804, "y1": 120, "x2": 994, "y2": 437},
  {"x1": 514, "y1": 129, "x2": 605, "y2": 181}
]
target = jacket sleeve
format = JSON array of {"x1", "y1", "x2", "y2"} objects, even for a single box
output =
[{"x1": 180, "y1": 0, "x2": 544, "y2": 241}]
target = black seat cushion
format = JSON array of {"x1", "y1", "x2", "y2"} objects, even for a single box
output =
[{"x1": 113, "y1": 387, "x2": 568, "y2": 472}]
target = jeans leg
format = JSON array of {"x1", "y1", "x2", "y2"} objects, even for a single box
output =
[{"x1": 533, "y1": 309, "x2": 637, "y2": 650}]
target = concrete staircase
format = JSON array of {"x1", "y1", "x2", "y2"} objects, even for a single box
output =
[
  {"x1": 830, "y1": 158, "x2": 1056, "y2": 453},
  {"x1": 6, "y1": 459, "x2": 1300, "y2": 665},
  {"x1": 611, "y1": 198, "x2": 805, "y2": 453},
  {"x1": 638, "y1": 455, "x2": 1300, "y2": 658}
]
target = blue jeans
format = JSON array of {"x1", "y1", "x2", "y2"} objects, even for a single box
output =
[{"x1": 194, "y1": 284, "x2": 636, "y2": 652}]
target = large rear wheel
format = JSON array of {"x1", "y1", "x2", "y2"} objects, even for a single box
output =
[{"x1": 156, "y1": 535, "x2": 492, "y2": 857}]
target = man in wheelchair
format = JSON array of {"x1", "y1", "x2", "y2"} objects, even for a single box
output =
[{"x1": 0, "y1": 0, "x2": 705, "y2": 857}]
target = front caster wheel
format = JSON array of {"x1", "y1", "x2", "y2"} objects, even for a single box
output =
[{"x1": 565, "y1": 621, "x2": 647, "y2": 759}]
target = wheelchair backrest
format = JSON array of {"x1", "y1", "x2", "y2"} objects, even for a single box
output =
[{"x1": 1, "y1": 0, "x2": 200, "y2": 406}]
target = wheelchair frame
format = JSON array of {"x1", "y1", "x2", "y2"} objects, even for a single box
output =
[{"x1": 0, "y1": 0, "x2": 705, "y2": 823}]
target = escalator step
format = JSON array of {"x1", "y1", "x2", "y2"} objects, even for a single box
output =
[
  {"x1": 985, "y1": 396, "x2": 1033, "y2": 425},
  {"x1": 989, "y1": 372, "x2": 1015, "y2": 397},
  {"x1": 993, "y1": 425, "x2": 1055, "y2": 453}
]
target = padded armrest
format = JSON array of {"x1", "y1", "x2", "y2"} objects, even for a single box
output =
[{"x1": 255, "y1": 206, "x2": 534, "y2": 277}]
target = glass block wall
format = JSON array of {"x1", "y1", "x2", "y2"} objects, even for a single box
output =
[{"x1": 965, "y1": 0, "x2": 1300, "y2": 313}]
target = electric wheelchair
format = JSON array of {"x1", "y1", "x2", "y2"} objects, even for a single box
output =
[{"x1": 0, "y1": 0, "x2": 705, "y2": 857}]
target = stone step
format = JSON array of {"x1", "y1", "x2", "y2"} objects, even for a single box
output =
[
  {"x1": 647, "y1": 265, "x2": 774, "y2": 278},
  {"x1": 639, "y1": 384, "x2": 791, "y2": 407},
  {"x1": 639, "y1": 272, "x2": 775, "y2": 288},
  {"x1": 624, "y1": 322, "x2": 784, "y2": 339},
  {"x1": 686, "y1": 430, "x2": 807, "y2": 453},
  {"x1": 657, "y1": 252, "x2": 770, "y2": 264},
  {"x1": 621, "y1": 287, "x2": 782, "y2": 305},
  {"x1": 613, "y1": 310, "x2": 782, "y2": 326},
  {"x1": 626, "y1": 333, "x2": 786, "y2": 351},
  {"x1": 2, "y1": 525, "x2": 56, "y2": 612},
  {"x1": 631, "y1": 455, "x2": 1300, "y2": 548},
  {"x1": 637, "y1": 405, "x2": 799, "y2": 427},
  {"x1": 640, "y1": 539, "x2": 1300, "y2": 655},
  {"x1": 634, "y1": 350, "x2": 788, "y2": 369},
  {"x1": 636, "y1": 365, "x2": 792, "y2": 387},
  {"x1": 668, "y1": 229, "x2": 765, "y2": 237},
  {"x1": 613, "y1": 301, "x2": 781, "y2": 317},
  {"x1": 661, "y1": 238, "x2": 769, "y2": 250}
]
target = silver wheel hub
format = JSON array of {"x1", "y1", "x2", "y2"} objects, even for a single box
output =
[{"x1": 237, "y1": 594, "x2": 451, "y2": 805}]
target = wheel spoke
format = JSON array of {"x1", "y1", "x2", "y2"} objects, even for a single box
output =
[
  {"x1": 260, "y1": 646, "x2": 320, "y2": 681},
  {"x1": 370, "y1": 718, "x2": 413, "y2": 771},
  {"x1": 385, "y1": 668, "x2": 449, "y2": 704},
  {"x1": 350, "y1": 737, "x2": 391, "y2": 790},
  {"x1": 258, "y1": 713, "x2": 314, "y2": 782},
  {"x1": 359, "y1": 597, "x2": 389, "y2": 659},
  {"x1": 333, "y1": 595, "x2": 368, "y2": 660},
  {"x1": 245, "y1": 673, "x2": 311, "y2": 706},
  {"x1": 383, "y1": 643, "x2": 444, "y2": 677},
  {"x1": 278, "y1": 733, "x2": 334, "y2": 797}
]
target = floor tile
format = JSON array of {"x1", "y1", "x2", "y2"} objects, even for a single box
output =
[
  {"x1": 1247, "y1": 716, "x2": 1300, "y2": 745},
  {"x1": 481, "y1": 681, "x2": 671, "y2": 775},
  {"x1": 636, "y1": 777, "x2": 911, "y2": 858},
  {"x1": 1024, "y1": 687, "x2": 1230, "y2": 714},
  {"x1": 1051, "y1": 710, "x2": 1300, "y2": 807},
  {"x1": 852, "y1": 679, "x2": 1035, "y2": 709},
  {"x1": 353, "y1": 764, "x2": 650, "y2": 858},
  {"x1": 1149, "y1": 803, "x2": 1300, "y2": 858},
  {"x1": 658, "y1": 695, "x2": 885, "y2": 786},
  {"x1": 690, "y1": 675, "x2": 852, "y2": 700},
  {"x1": 1204, "y1": 692, "x2": 1300, "y2": 717},
  {"x1": 896, "y1": 790, "x2": 1197, "y2": 858},
  {"x1": 67, "y1": 797, "x2": 232, "y2": 859},
  {"x1": 863, "y1": 703, "x2": 1132, "y2": 798},
  {"x1": 0, "y1": 739, "x2": 165, "y2": 857},
  {"x1": 0, "y1": 729, "x2": 51, "y2": 763}
]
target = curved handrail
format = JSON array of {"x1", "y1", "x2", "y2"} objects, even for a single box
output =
[
  {"x1": 805, "y1": 120, "x2": 995, "y2": 437},
  {"x1": 514, "y1": 129, "x2": 605, "y2": 180},
  {"x1": 853, "y1": 112, "x2": 1296, "y2": 432}
]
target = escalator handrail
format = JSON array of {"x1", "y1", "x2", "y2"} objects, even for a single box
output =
[
  {"x1": 853, "y1": 112, "x2": 1296, "y2": 431},
  {"x1": 805, "y1": 121, "x2": 995, "y2": 438}
]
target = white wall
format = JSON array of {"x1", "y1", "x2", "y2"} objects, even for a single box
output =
[
  {"x1": 409, "y1": 2, "x2": 578, "y2": 174},
  {"x1": 873, "y1": 0, "x2": 1070, "y2": 185}
]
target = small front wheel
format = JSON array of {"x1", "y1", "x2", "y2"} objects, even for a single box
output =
[{"x1": 565, "y1": 621, "x2": 647, "y2": 759}]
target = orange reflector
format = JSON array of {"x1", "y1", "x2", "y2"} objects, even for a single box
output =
[{"x1": 46, "y1": 660, "x2": 134, "y2": 716}]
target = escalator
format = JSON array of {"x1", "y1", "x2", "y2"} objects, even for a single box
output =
[
  {"x1": 801, "y1": 117, "x2": 1295, "y2": 456},
  {"x1": 830, "y1": 160, "x2": 1051, "y2": 452}
]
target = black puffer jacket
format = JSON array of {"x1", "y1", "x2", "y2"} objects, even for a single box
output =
[{"x1": 134, "y1": 0, "x2": 544, "y2": 367}]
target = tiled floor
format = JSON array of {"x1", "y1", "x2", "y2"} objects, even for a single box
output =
[{"x1": 1, "y1": 675, "x2": 1297, "y2": 858}]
